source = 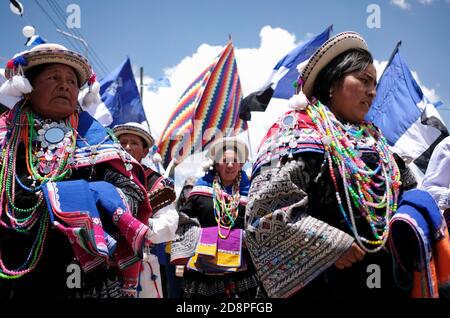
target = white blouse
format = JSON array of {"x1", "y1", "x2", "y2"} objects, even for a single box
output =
[
  {"x1": 146, "y1": 203, "x2": 179, "y2": 243},
  {"x1": 420, "y1": 136, "x2": 450, "y2": 211}
]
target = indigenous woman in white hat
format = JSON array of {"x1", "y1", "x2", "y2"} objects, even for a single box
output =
[
  {"x1": 245, "y1": 32, "x2": 418, "y2": 298},
  {"x1": 0, "y1": 44, "x2": 154, "y2": 298},
  {"x1": 421, "y1": 136, "x2": 450, "y2": 215},
  {"x1": 171, "y1": 136, "x2": 259, "y2": 298},
  {"x1": 113, "y1": 122, "x2": 178, "y2": 298}
]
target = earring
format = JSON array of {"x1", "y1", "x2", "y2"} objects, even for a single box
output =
[{"x1": 329, "y1": 90, "x2": 333, "y2": 99}]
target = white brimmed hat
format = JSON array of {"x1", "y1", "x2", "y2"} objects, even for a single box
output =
[
  {"x1": 4, "y1": 43, "x2": 92, "y2": 87},
  {"x1": 112, "y1": 122, "x2": 154, "y2": 148},
  {"x1": 206, "y1": 136, "x2": 249, "y2": 164},
  {"x1": 301, "y1": 31, "x2": 368, "y2": 98}
]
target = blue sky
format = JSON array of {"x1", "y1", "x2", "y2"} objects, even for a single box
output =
[
  {"x1": 2, "y1": 0, "x2": 450, "y2": 185},
  {"x1": 2, "y1": 0, "x2": 450, "y2": 122},
  {"x1": 2, "y1": 0, "x2": 449, "y2": 97}
]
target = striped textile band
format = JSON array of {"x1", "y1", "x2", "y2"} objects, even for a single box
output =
[{"x1": 157, "y1": 42, "x2": 247, "y2": 168}]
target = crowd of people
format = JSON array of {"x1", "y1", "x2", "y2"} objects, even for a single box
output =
[{"x1": 0, "y1": 31, "x2": 448, "y2": 298}]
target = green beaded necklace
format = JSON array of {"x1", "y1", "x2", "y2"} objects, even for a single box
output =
[{"x1": 0, "y1": 104, "x2": 78, "y2": 278}]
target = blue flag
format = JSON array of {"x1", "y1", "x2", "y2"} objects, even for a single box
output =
[
  {"x1": 270, "y1": 25, "x2": 332, "y2": 99},
  {"x1": 25, "y1": 35, "x2": 47, "y2": 46},
  {"x1": 239, "y1": 26, "x2": 332, "y2": 121},
  {"x1": 99, "y1": 57, "x2": 147, "y2": 127},
  {"x1": 366, "y1": 48, "x2": 448, "y2": 173},
  {"x1": 148, "y1": 77, "x2": 171, "y2": 91}
]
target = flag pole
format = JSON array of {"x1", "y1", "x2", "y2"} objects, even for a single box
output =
[
  {"x1": 140, "y1": 66, "x2": 144, "y2": 99},
  {"x1": 377, "y1": 41, "x2": 402, "y2": 89},
  {"x1": 164, "y1": 158, "x2": 176, "y2": 179},
  {"x1": 246, "y1": 126, "x2": 254, "y2": 163},
  {"x1": 386, "y1": 41, "x2": 402, "y2": 68},
  {"x1": 138, "y1": 65, "x2": 153, "y2": 137}
]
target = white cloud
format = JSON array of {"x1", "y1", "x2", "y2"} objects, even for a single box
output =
[
  {"x1": 141, "y1": 43, "x2": 223, "y2": 141},
  {"x1": 391, "y1": 0, "x2": 412, "y2": 9},
  {"x1": 417, "y1": 0, "x2": 433, "y2": 4},
  {"x1": 237, "y1": 26, "x2": 298, "y2": 95},
  {"x1": 141, "y1": 26, "x2": 297, "y2": 160},
  {"x1": 373, "y1": 60, "x2": 388, "y2": 81},
  {"x1": 139, "y1": 26, "x2": 298, "y2": 187},
  {"x1": 411, "y1": 71, "x2": 440, "y2": 102},
  {"x1": 390, "y1": 0, "x2": 435, "y2": 9}
]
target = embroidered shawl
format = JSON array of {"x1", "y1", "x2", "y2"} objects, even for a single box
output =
[
  {"x1": 43, "y1": 180, "x2": 149, "y2": 272},
  {"x1": 245, "y1": 159, "x2": 354, "y2": 298},
  {"x1": 247, "y1": 110, "x2": 383, "y2": 297}
]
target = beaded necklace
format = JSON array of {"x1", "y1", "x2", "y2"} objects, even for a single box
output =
[
  {"x1": 212, "y1": 172, "x2": 241, "y2": 239},
  {"x1": 0, "y1": 103, "x2": 78, "y2": 278},
  {"x1": 306, "y1": 101, "x2": 401, "y2": 253}
]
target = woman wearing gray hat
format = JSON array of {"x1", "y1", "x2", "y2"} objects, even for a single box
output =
[
  {"x1": 245, "y1": 32, "x2": 418, "y2": 298},
  {"x1": 171, "y1": 137, "x2": 259, "y2": 298}
]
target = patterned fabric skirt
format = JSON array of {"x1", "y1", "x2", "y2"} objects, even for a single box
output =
[
  {"x1": 79, "y1": 269, "x2": 123, "y2": 298},
  {"x1": 183, "y1": 269, "x2": 259, "y2": 299}
]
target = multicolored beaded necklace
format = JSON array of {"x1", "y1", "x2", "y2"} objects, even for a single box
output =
[
  {"x1": 212, "y1": 172, "x2": 241, "y2": 239},
  {"x1": 306, "y1": 101, "x2": 401, "y2": 253},
  {"x1": 0, "y1": 103, "x2": 78, "y2": 279}
]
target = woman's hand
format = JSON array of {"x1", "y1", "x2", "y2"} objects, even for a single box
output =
[{"x1": 334, "y1": 242, "x2": 365, "y2": 270}]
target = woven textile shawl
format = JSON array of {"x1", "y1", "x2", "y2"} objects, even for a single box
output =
[
  {"x1": 187, "y1": 227, "x2": 245, "y2": 273},
  {"x1": 43, "y1": 180, "x2": 149, "y2": 273},
  {"x1": 245, "y1": 160, "x2": 355, "y2": 298}
]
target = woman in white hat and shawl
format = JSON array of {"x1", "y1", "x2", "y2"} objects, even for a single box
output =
[{"x1": 171, "y1": 136, "x2": 259, "y2": 298}]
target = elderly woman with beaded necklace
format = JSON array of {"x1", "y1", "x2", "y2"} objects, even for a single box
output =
[
  {"x1": 245, "y1": 32, "x2": 418, "y2": 299},
  {"x1": 0, "y1": 44, "x2": 154, "y2": 298},
  {"x1": 171, "y1": 137, "x2": 259, "y2": 298}
]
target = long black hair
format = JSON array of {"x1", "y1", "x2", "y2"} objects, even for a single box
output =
[{"x1": 312, "y1": 48, "x2": 373, "y2": 106}]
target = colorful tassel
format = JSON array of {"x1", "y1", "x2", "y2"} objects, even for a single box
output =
[
  {"x1": 6, "y1": 59, "x2": 14, "y2": 69},
  {"x1": 13, "y1": 56, "x2": 28, "y2": 67}
]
